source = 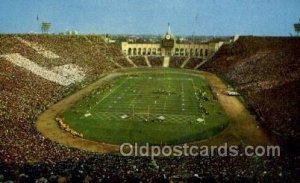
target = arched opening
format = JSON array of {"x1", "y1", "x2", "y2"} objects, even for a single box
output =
[
  {"x1": 180, "y1": 48, "x2": 184, "y2": 56},
  {"x1": 152, "y1": 48, "x2": 156, "y2": 55},
  {"x1": 205, "y1": 49, "x2": 208, "y2": 56},
  {"x1": 133, "y1": 48, "x2": 137, "y2": 55},
  {"x1": 138, "y1": 48, "x2": 141, "y2": 55},
  {"x1": 200, "y1": 49, "x2": 203, "y2": 56},
  {"x1": 195, "y1": 49, "x2": 199, "y2": 56},
  {"x1": 190, "y1": 48, "x2": 194, "y2": 56},
  {"x1": 147, "y1": 48, "x2": 151, "y2": 55},
  {"x1": 128, "y1": 48, "x2": 132, "y2": 55},
  {"x1": 175, "y1": 48, "x2": 179, "y2": 56},
  {"x1": 142, "y1": 48, "x2": 146, "y2": 55},
  {"x1": 185, "y1": 48, "x2": 189, "y2": 56},
  {"x1": 157, "y1": 48, "x2": 161, "y2": 55}
]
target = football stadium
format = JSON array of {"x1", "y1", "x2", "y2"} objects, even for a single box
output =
[{"x1": 0, "y1": 1, "x2": 300, "y2": 182}]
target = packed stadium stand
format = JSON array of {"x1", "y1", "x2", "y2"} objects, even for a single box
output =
[
  {"x1": 169, "y1": 56, "x2": 188, "y2": 68},
  {"x1": 0, "y1": 35, "x2": 122, "y2": 78},
  {"x1": 184, "y1": 57, "x2": 202, "y2": 69},
  {"x1": 202, "y1": 36, "x2": 300, "y2": 145},
  {"x1": 148, "y1": 56, "x2": 164, "y2": 67},
  {"x1": 0, "y1": 35, "x2": 299, "y2": 182},
  {"x1": 129, "y1": 56, "x2": 148, "y2": 67}
]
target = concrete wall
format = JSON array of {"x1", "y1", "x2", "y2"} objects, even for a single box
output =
[{"x1": 121, "y1": 41, "x2": 223, "y2": 59}]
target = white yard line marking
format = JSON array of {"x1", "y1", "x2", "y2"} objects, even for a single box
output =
[
  {"x1": 180, "y1": 80, "x2": 185, "y2": 113},
  {"x1": 89, "y1": 78, "x2": 129, "y2": 113},
  {"x1": 127, "y1": 78, "x2": 149, "y2": 112},
  {"x1": 191, "y1": 78, "x2": 201, "y2": 114},
  {"x1": 191, "y1": 78, "x2": 198, "y2": 99},
  {"x1": 162, "y1": 78, "x2": 171, "y2": 114},
  {"x1": 87, "y1": 76, "x2": 199, "y2": 117}
]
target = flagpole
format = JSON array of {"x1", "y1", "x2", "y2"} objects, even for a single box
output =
[{"x1": 36, "y1": 15, "x2": 39, "y2": 33}]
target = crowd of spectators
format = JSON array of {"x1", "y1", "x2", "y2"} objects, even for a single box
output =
[
  {"x1": 20, "y1": 34, "x2": 122, "y2": 78},
  {"x1": 0, "y1": 35, "x2": 126, "y2": 164},
  {"x1": 129, "y1": 56, "x2": 148, "y2": 67},
  {"x1": 147, "y1": 56, "x2": 164, "y2": 67},
  {"x1": 0, "y1": 153, "x2": 297, "y2": 182},
  {"x1": 204, "y1": 36, "x2": 300, "y2": 145},
  {"x1": 184, "y1": 57, "x2": 202, "y2": 69},
  {"x1": 169, "y1": 57, "x2": 187, "y2": 68},
  {"x1": 0, "y1": 57, "x2": 86, "y2": 164},
  {"x1": 0, "y1": 35, "x2": 299, "y2": 182}
]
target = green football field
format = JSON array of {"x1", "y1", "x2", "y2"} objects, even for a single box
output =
[{"x1": 62, "y1": 69, "x2": 229, "y2": 145}]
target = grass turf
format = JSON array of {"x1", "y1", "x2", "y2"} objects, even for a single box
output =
[{"x1": 62, "y1": 69, "x2": 229, "y2": 145}]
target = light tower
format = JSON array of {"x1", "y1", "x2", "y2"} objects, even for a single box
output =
[{"x1": 294, "y1": 18, "x2": 300, "y2": 36}]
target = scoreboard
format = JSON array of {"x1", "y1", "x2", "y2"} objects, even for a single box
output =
[
  {"x1": 161, "y1": 38, "x2": 175, "y2": 48},
  {"x1": 294, "y1": 23, "x2": 300, "y2": 32}
]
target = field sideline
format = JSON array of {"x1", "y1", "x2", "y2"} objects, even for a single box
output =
[
  {"x1": 36, "y1": 68, "x2": 273, "y2": 153},
  {"x1": 62, "y1": 70, "x2": 229, "y2": 144}
]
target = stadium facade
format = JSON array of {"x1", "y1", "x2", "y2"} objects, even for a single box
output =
[{"x1": 121, "y1": 25, "x2": 224, "y2": 59}]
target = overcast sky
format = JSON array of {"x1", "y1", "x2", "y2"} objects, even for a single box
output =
[{"x1": 0, "y1": 0, "x2": 299, "y2": 36}]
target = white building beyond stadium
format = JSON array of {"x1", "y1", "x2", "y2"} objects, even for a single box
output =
[{"x1": 121, "y1": 24, "x2": 224, "y2": 59}]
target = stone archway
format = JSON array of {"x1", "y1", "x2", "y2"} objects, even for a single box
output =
[
  {"x1": 142, "y1": 48, "x2": 146, "y2": 55},
  {"x1": 190, "y1": 48, "x2": 194, "y2": 56},
  {"x1": 175, "y1": 48, "x2": 179, "y2": 56},
  {"x1": 185, "y1": 48, "x2": 189, "y2": 56},
  {"x1": 195, "y1": 49, "x2": 199, "y2": 56},
  {"x1": 147, "y1": 48, "x2": 151, "y2": 55},
  {"x1": 180, "y1": 48, "x2": 184, "y2": 56}
]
